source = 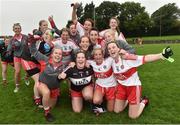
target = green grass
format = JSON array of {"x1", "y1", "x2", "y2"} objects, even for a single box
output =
[
  {"x1": 0, "y1": 43, "x2": 180, "y2": 124},
  {"x1": 127, "y1": 35, "x2": 180, "y2": 41}
]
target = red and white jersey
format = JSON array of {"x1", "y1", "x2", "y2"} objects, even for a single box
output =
[
  {"x1": 53, "y1": 38, "x2": 79, "y2": 65},
  {"x1": 88, "y1": 57, "x2": 117, "y2": 87},
  {"x1": 112, "y1": 56, "x2": 145, "y2": 86},
  {"x1": 75, "y1": 22, "x2": 85, "y2": 37}
]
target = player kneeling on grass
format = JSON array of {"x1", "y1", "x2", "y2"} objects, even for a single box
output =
[
  {"x1": 29, "y1": 35, "x2": 65, "y2": 122},
  {"x1": 87, "y1": 48, "x2": 117, "y2": 114},
  {"x1": 58, "y1": 50, "x2": 94, "y2": 113},
  {"x1": 107, "y1": 41, "x2": 174, "y2": 119}
]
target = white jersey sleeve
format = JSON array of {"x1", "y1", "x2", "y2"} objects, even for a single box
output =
[
  {"x1": 127, "y1": 55, "x2": 145, "y2": 68},
  {"x1": 76, "y1": 22, "x2": 85, "y2": 37}
]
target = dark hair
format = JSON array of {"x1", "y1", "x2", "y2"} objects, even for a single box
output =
[
  {"x1": 61, "y1": 28, "x2": 70, "y2": 35},
  {"x1": 13, "y1": 23, "x2": 21, "y2": 29},
  {"x1": 80, "y1": 35, "x2": 90, "y2": 42},
  {"x1": 92, "y1": 47, "x2": 104, "y2": 56},
  {"x1": 66, "y1": 20, "x2": 74, "y2": 28},
  {"x1": 106, "y1": 41, "x2": 120, "y2": 48},
  {"x1": 75, "y1": 49, "x2": 87, "y2": 59},
  {"x1": 90, "y1": 27, "x2": 99, "y2": 34},
  {"x1": 84, "y1": 18, "x2": 94, "y2": 27},
  {"x1": 39, "y1": 20, "x2": 47, "y2": 26}
]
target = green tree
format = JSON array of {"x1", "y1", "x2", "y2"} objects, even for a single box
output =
[
  {"x1": 76, "y1": 2, "x2": 83, "y2": 22},
  {"x1": 151, "y1": 3, "x2": 180, "y2": 35},
  {"x1": 119, "y1": 2, "x2": 152, "y2": 37},
  {"x1": 76, "y1": 2, "x2": 95, "y2": 25},
  {"x1": 95, "y1": 1, "x2": 121, "y2": 30}
]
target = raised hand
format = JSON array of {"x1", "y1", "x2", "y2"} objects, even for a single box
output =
[{"x1": 162, "y1": 46, "x2": 174, "y2": 62}]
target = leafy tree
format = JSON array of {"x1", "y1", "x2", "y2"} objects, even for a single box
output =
[
  {"x1": 76, "y1": 2, "x2": 95, "y2": 25},
  {"x1": 95, "y1": 1, "x2": 121, "y2": 30},
  {"x1": 151, "y1": 3, "x2": 180, "y2": 35},
  {"x1": 76, "y1": 2, "x2": 83, "y2": 22},
  {"x1": 119, "y1": 2, "x2": 152, "y2": 37}
]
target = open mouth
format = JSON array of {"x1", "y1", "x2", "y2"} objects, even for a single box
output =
[
  {"x1": 110, "y1": 52, "x2": 116, "y2": 56},
  {"x1": 78, "y1": 61, "x2": 84, "y2": 65},
  {"x1": 82, "y1": 46, "x2": 88, "y2": 50},
  {"x1": 54, "y1": 56, "x2": 60, "y2": 62}
]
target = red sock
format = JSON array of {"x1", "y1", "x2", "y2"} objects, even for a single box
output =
[{"x1": 44, "y1": 107, "x2": 50, "y2": 116}]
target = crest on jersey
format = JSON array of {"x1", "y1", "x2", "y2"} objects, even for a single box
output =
[
  {"x1": 116, "y1": 66, "x2": 120, "y2": 72},
  {"x1": 103, "y1": 65, "x2": 107, "y2": 69}
]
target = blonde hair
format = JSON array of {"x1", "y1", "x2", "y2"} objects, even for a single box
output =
[
  {"x1": 92, "y1": 47, "x2": 104, "y2": 56},
  {"x1": 104, "y1": 29, "x2": 116, "y2": 41}
]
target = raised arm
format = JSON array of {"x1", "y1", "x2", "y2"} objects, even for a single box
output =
[
  {"x1": 71, "y1": 3, "x2": 79, "y2": 24},
  {"x1": 48, "y1": 15, "x2": 61, "y2": 36},
  {"x1": 144, "y1": 46, "x2": 174, "y2": 63},
  {"x1": 28, "y1": 34, "x2": 49, "y2": 63}
]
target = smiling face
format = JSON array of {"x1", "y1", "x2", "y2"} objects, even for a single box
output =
[
  {"x1": 61, "y1": 30, "x2": 69, "y2": 43},
  {"x1": 39, "y1": 20, "x2": 48, "y2": 33},
  {"x1": 109, "y1": 18, "x2": 119, "y2": 30},
  {"x1": 84, "y1": 20, "x2": 93, "y2": 32},
  {"x1": 107, "y1": 42, "x2": 120, "y2": 59},
  {"x1": 104, "y1": 30, "x2": 115, "y2": 42},
  {"x1": 52, "y1": 48, "x2": 62, "y2": 63},
  {"x1": 76, "y1": 52, "x2": 86, "y2": 69},
  {"x1": 79, "y1": 36, "x2": 90, "y2": 51},
  {"x1": 4, "y1": 38, "x2": 11, "y2": 46},
  {"x1": 13, "y1": 24, "x2": 22, "y2": 35},
  {"x1": 89, "y1": 30, "x2": 99, "y2": 45},
  {"x1": 69, "y1": 24, "x2": 77, "y2": 35},
  {"x1": 93, "y1": 49, "x2": 104, "y2": 65}
]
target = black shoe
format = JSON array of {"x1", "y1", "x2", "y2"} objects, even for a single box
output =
[
  {"x1": 34, "y1": 98, "x2": 43, "y2": 109},
  {"x1": 45, "y1": 113, "x2": 55, "y2": 122},
  {"x1": 141, "y1": 96, "x2": 149, "y2": 107}
]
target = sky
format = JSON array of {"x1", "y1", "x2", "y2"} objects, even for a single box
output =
[{"x1": 0, "y1": 0, "x2": 180, "y2": 35}]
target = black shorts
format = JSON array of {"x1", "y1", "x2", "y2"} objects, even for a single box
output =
[{"x1": 26, "y1": 67, "x2": 40, "y2": 76}]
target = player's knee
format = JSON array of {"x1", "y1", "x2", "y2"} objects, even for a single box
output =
[
  {"x1": 73, "y1": 108, "x2": 82, "y2": 113},
  {"x1": 93, "y1": 98, "x2": 102, "y2": 105},
  {"x1": 114, "y1": 108, "x2": 124, "y2": 113},
  {"x1": 84, "y1": 95, "x2": 93, "y2": 101},
  {"x1": 128, "y1": 113, "x2": 139, "y2": 119},
  {"x1": 107, "y1": 107, "x2": 114, "y2": 112}
]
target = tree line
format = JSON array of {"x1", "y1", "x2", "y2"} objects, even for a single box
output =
[{"x1": 71, "y1": 1, "x2": 180, "y2": 37}]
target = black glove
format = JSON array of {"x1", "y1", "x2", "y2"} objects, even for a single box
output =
[
  {"x1": 33, "y1": 30, "x2": 42, "y2": 36},
  {"x1": 162, "y1": 46, "x2": 173, "y2": 59}
]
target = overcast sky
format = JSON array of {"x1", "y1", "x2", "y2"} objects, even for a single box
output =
[{"x1": 0, "y1": 0, "x2": 180, "y2": 35}]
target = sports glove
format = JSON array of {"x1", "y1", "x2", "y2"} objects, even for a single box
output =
[{"x1": 162, "y1": 46, "x2": 174, "y2": 62}]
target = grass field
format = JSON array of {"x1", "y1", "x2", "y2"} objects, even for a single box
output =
[
  {"x1": 127, "y1": 35, "x2": 180, "y2": 41},
  {"x1": 0, "y1": 43, "x2": 180, "y2": 124}
]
